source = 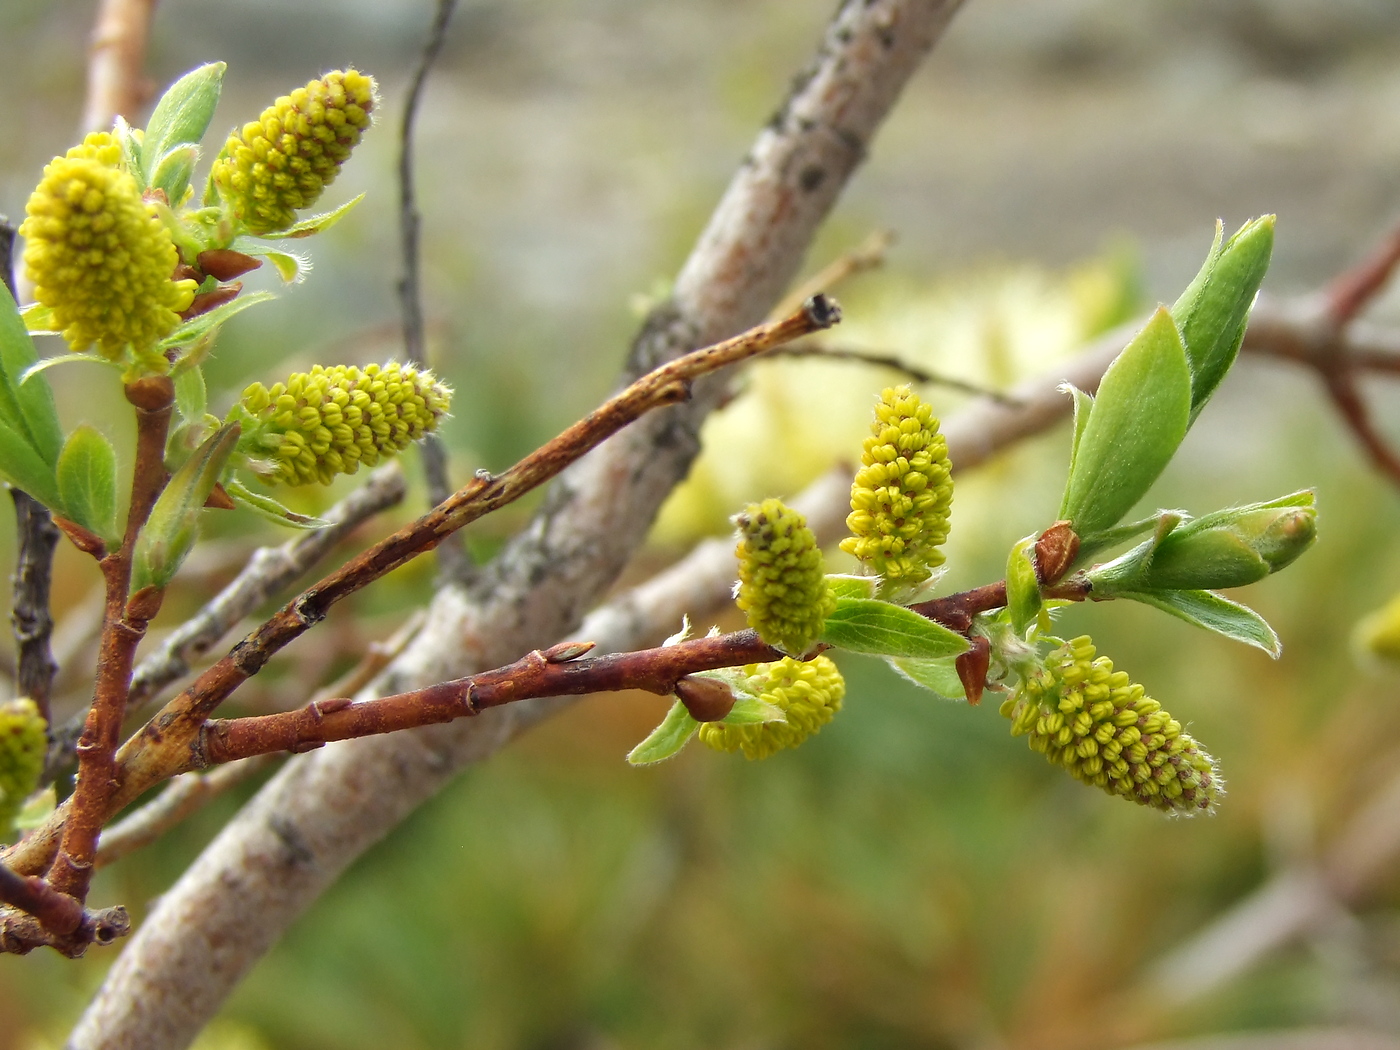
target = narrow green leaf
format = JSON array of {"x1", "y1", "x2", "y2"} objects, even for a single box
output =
[
  {"x1": 1006, "y1": 536, "x2": 1041, "y2": 635},
  {"x1": 224, "y1": 480, "x2": 328, "y2": 530},
  {"x1": 819, "y1": 597, "x2": 971, "y2": 659},
  {"x1": 887, "y1": 655, "x2": 966, "y2": 701},
  {"x1": 721, "y1": 698, "x2": 786, "y2": 725},
  {"x1": 174, "y1": 364, "x2": 207, "y2": 423},
  {"x1": 20, "y1": 304, "x2": 56, "y2": 332},
  {"x1": 1059, "y1": 307, "x2": 1192, "y2": 538},
  {"x1": 18, "y1": 351, "x2": 124, "y2": 385},
  {"x1": 140, "y1": 63, "x2": 226, "y2": 179},
  {"x1": 626, "y1": 700, "x2": 699, "y2": 765},
  {"x1": 0, "y1": 420, "x2": 62, "y2": 510},
  {"x1": 156, "y1": 291, "x2": 276, "y2": 351},
  {"x1": 261, "y1": 194, "x2": 365, "y2": 239},
  {"x1": 112, "y1": 116, "x2": 143, "y2": 183},
  {"x1": 132, "y1": 424, "x2": 240, "y2": 592},
  {"x1": 0, "y1": 285, "x2": 64, "y2": 466},
  {"x1": 1118, "y1": 588, "x2": 1281, "y2": 657},
  {"x1": 1063, "y1": 384, "x2": 1094, "y2": 483},
  {"x1": 1172, "y1": 216, "x2": 1275, "y2": 421},
  {"x1": 56, "y1": 426, "x2": 119, "y2": 546},
  {"x1": 149, "y1": 144, "x2": 199, "y2": 206},
  {"x1": 826, "y1": 574, "x2": 877, "y2": 601}
]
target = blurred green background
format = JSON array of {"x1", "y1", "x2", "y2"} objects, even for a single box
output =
[{"x1": 5, "y1": 1, "x2": 1400, "y2": 1047}]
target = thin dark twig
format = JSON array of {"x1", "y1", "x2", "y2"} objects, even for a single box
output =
[
  {"x1": 398, "y1": 0, "x2": 469, "y2": 584},
  {"x1": 0, "y1": 217, "x2": 62, "y2": 721},
  {"x1": 773, "y1": 342, "x2": 1022, "y2": 405}
]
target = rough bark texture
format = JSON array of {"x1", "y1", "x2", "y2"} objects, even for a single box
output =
[{"x1": 69, "y1": 2, "x2": 965, "y2": 1046}]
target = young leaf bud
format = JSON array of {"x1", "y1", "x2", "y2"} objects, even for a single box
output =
[
  {"x1": 733, "y1": 498, "x2": 834, "y2": 656},
  {"x1": 210, "y1": 70, "x2": 377, "y2": 234},
  {"x1": 1089, "y1": 491, "x2": 1316, "y2": 595},
  {"x1": 20, "y1": 133, "x2": 197, "y2": 366},
  {"x1": 1171, "y1": 216, "x2": 1275, "y2": 421},
  {"x1": 233, "y1": 362, "x2": 451, "y2": 486},
  {"x1": 840, "y1": 386, "x2": 954, "y2": 592},
  {"x1": 0, "y1": 699, "x2": 47, "y2": 837},
  {"x1": 132, "y1": 423, "x2": 240, "y2": 593},
  {"x1": 998, "y1": 636, "x2": 1222, "y2": 815},
  {"x1": 698, "y1": 655, "x2": 844, "y2": 760}
]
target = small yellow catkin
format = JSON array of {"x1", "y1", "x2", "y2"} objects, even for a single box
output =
[
  {"x1": 211, "y1": 70, "x2": 376, "y2": 235},
  {"x1": 0, "y1": 699, "x2": 47, "y2": 836},
  {"x1": 733, "y1": 498, "x2": 834, "y2": 656},
  {"x1": 840, "y1": 385, "x2": 953, "y2": 588},
  {"x1": 20, "y1": 133, "x2": 196, "y2": 363},
  {"x1": 237, "y1": 362, "x2": 451, "y2": 486},
  {"x1": 999, "y1": 636, "x2": 1222, "y2": 815},
  {"x1": 699, "y1": 655, "x2": 845, "y2": 760}
]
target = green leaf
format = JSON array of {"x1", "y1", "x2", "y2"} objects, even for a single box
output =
[
  {"x1": 56, "y1": 426, "x2": 119, "y2": 546},
  {"x1": 1059, "y1": 307, "x2": 1192, "y2": 538},
  {"x1": 224, "y1": 480, "x2": 328, "y2": 530},
  {"x1": 1117, "y1": 588, "x2": 1280, "y2": 657},
  {"x1": 20, "y1": 304, "x2": 56, "y2": 332},
  {"x1": 132, "y1": 423, "x2": 241, "y2": 592},
  {"x1": 149, "y1": 144, "x2": 199, "y2": 206},
  {"x1": 1006, "y1": 536, "x2": 1041, "y2": 635},
  {"x1": 260, "y1": 194, "x2": 365, "y2": 239},
  {"x1": 140, "y1": 62, "x2": 226, "y2": 180},
  {"x1": 112, "y1": 116, "x2": 143, "y2": 182},
  {"x1": 156, "y1": 291, "x2": 276, "y2": 351},
  {"x1": 18, "y1": 351, "x2": 124, "y2": 385},
  {"x1": 721, "y1": 698, "x2": 786, "y2": 725},
  {"x1": 0, "y1": 285, "x2": 64, "y2": 467},
  {"x1": 819, "y1": 598, "x2": 970, "y2": 659},
  {"x1": 887, "y1": 655, "x2": 965, "y2": 701},
  {"x1": 626, "y1": 700, "x2": 699, "y2": 765},
  {"x1": 254, "y1": 249, "x2": 309, "y2": 284},
  {"x1": 1171, "y1": 216, "x2": 1274, "y2": 421},
  {"x1": 174, "y1": 364, "x2": 207, "y2": 423},
  {"x1": 0, "y1": 420, "x2": 62, "y2": 510},
  {"x1": 825, "y1": 574, "x2": 877, "y2": 601},
  {"x1": 1064, "y1": 384, "x2": 1094, "y2": 483}
]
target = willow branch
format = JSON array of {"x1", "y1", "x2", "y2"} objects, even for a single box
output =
[
  {"x1": 67, "y1": 5, "x2": 966, "y2": 1044},
  {"x1": 82, "y1": 0, "x2": 158, "y2": 134},
  {"x1": 770, "y1": 342, "x2": 1022, "y2": 404},
  {"x1": 49, "y1": 377, "x2": 174, "y2": 901}
]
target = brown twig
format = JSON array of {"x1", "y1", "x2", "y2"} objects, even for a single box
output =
[
  {"x1": 1, "y1": 217, "x2": 62, "y2": 720},
  {"x1": 397, "y1": 0, "x2": 469, "y2": 583},
  {"x1": 82, "y1": 0, "x2": 158, "y2": 135},
  {"x1": 770, "y1": 342, "x2": 1022, "y2": 404},
  {"x1": 769, "y1": 229, "x2": 894, "y2": 321},
  {"x1": 49, "y1": 377, "x2": 174, "y2": 901}
]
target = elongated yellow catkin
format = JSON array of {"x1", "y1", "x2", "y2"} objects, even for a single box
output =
[
  {"x1": 840, "y1": 385, "x2": 953, "y2": 587},
  {"x1": 211, "y1": 70, "x2": 376, "y2": 234},
  {"x1": 236, "y1": 363, "x2": 451, "y2": 485},
  {"x1": 1000, "y1": 636, "x2": 1221, "y2": 815},
  {"x1": 21, "y1": 133, "x2": 195, "y2": 366},
  {"x1": 733, "y1": 498, "x2": 833, "y2": 656}
]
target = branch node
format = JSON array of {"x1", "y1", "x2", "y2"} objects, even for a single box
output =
[{"x1": 802, "y1": 292, "x2": 842, "y2": 329}]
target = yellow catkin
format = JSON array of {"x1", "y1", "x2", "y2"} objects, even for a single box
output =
[
  {"x1": 0, "y1": 699, "x2": 46, "y2": 836},
  {"x1": 21, "y1": 133, "x2": 196, "y2": 364},
  {"x1": 733, "y1": 498, "x2": 834, "y2": 656},
  {"x1": 999, "y1": 636, "x2": 1222, "y2": 815},
  {"x1": 840, "y1": 385, "x2": 953, "y2": 587},
  {"x1": 236, "y1": 362, "x2": 451, "y2": 486},
  {"x1": 699, "y1": 655, "x2": 844, "y2": 760},
  {"x1": 211, "y1": 70, "x2": 376, "y2": 234}
]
